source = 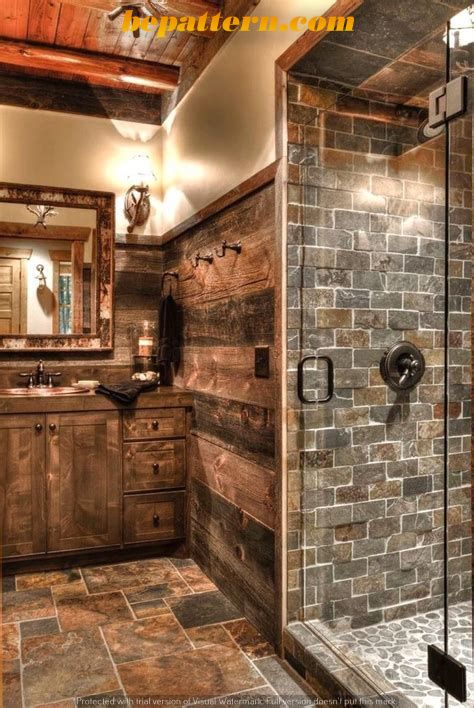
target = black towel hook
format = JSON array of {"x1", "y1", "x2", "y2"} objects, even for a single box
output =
[
  {"x1": 215, "y1": 240, "x2": 242, "y2": 258},
  {"x1": 161, "y1": 271, "x2": 179, "y2": 296},
  {"x1": 192, "y1": 253, "x2": 213, "y2": 268}
]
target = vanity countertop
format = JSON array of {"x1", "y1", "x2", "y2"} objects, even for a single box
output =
[{"x1": 0, "y1": 386, "x2": 193, "y2": 414}]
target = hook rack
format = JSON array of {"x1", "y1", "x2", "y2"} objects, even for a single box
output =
[
  {"x1": 192, "y1": 253, "x2": 213, "y2": 268},
  {"x1": 215, "y1": 240, "x2": 242, "y2": 258}
]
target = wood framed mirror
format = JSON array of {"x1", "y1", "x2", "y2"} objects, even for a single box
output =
[{"x1": 0, "y1": 183, "x2": 114, "y2": 351}]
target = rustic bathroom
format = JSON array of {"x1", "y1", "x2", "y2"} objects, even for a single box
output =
[{"x1": 0, "y1": 1, "x2": 472, "y2": 706}]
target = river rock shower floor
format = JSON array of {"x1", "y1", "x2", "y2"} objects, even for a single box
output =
[
  {"x1": 2, "y1": 557, "x2": 317, "y2": 707},
  {"x1": 324, "y1": 601, "x2": 473, "y2": 707}
]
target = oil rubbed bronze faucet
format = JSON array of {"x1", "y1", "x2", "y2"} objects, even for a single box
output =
[{"x1": 19, "y1": 360, "x2": 62, "y2": 389}]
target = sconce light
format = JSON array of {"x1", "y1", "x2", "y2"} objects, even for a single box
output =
[
  {"x1": 35, "y1": 264, "x2": 47, "y2": 289},
  {"x1": 124, "y1": 154, "x2": 156, "y2": 234}
]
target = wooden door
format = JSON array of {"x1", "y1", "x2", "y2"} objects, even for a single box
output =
[
  {"x1": 0, "y1": 258, "x2": 21, "y2": 334},
  {"x1": 0, "y1": 415, "x2": 46, "y2": 558},
  {"x1": 47, "y1": 411, "x2": 121, "y2": 552}
]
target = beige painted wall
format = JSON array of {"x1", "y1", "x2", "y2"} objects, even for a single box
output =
[
  {"x1": 161, "y1": 0, "x2": 333, "y2": 231},
  {"x1": 0, "y1": 106, "x2": 162, "y2": 237}
]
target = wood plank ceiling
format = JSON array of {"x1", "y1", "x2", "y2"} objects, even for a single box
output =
[
  {"x1": 0, "y1": 0, "x2": 263, "y2": 122},
  {"x1": 0, "y1": 0, "x2": 221, "y2": 68}
]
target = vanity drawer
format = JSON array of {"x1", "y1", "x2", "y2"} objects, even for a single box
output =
[
  {"x1": 123, "y1": 440, "x2": 186, "y2": 492},
  {"x1": 123, "y1": 491, "x2": 185, "y2": 544},
  {"x1": 122, "y1": 408, "x2": 186, "y2": 440}
]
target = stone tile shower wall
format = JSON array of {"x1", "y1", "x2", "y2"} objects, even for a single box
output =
[{"x1": 286, "y1": 77, "x2": 472, "y2": 629}]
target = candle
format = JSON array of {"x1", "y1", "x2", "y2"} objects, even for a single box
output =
[{"x1": 138, "y1": 336, "x2": 153, "y2": 357}]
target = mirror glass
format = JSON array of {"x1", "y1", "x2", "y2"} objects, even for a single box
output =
[{"x1": 0, "y1": 202, "x2": 97, "y2": 336}]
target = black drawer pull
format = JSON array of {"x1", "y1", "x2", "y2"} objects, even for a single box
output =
[
  {"x1": 153, "y1": 513, "x2": 160, "y2": 527},
  {"x1": 152, "y1": 420, "x2": 160, "y2": 430},
  {"x1": 152, "y1": 462, "x2": 160, "y2": 475}
]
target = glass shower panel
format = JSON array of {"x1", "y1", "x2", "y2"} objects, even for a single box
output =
[
  {"x1": 287, "y1": 89, "x2": 340, "y2": 626},
  {"x1": 298, "y1": 99, "x2": 446, "y2": 590},
  {"x1": 288, "y1": 4, "x2": 474, "y2": 707},
  {"x1": 290, "y1": 27, "x2": 474, "y2": 703},
  {"x1": 446, "y1": 8, "x2": 473, "y2": 704}
]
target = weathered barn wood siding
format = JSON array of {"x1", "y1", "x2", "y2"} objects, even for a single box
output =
[{"x1": 163, "y1": 181, "x2": 278, "y2": 642}]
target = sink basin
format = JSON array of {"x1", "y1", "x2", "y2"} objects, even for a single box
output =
[{"x1": 0, "y1": 386, "x2": 90, "y2": 396}]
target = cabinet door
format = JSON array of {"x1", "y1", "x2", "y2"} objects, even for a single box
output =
[
  {"x1": 0, "y1": 415, "x2": 46, "y2": 558},
  {"x1": 47, "y1": 411, "x2": 121, "y2": 552}
]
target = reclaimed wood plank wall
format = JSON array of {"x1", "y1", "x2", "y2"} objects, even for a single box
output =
[{"x1": 163, "y1": 180, "x2": 278, "y2": 642}]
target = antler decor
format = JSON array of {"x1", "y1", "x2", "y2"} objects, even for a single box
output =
[{"x1": 26, "y1": 205, "x2": 59, "y2": 229}]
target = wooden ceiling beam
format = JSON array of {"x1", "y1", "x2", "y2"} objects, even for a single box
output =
[
  {"x1": 0, "y1": 71, "x2": 162, "y2": 124},
  {"x1": 0, "y1": 223, "x2": 92, "y2": 241},
  {"x1": 0, "y1": 39, "x2": 180, "y2": 94}
]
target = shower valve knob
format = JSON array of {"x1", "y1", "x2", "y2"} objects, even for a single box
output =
[
  {"x1": 380, "y1": 342, "x2": 425, "y2": 392},
  {"x1": 398, "y1": 355, "x2": 420, "y2": 386}
]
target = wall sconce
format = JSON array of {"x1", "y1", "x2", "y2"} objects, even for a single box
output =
[
  {"x1": 35, "y1": 264, "x2": 47, "y2": 289},
  {"x1": 124, "y1": 154, "x2": 156, "y2": 234}
]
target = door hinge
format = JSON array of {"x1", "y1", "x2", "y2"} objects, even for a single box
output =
[
  {"x1": 428, "y1": 75, "x2": 467, "y2": 130},
  {"x1": 428, "y1": 645, "x2": 467, "y2": 703}
]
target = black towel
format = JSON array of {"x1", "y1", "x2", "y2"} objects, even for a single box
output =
[
  {"x1": 158, "y1": 293, "x2": 180, "y2": 366},
  {"x1": 95, "y1": 380, "x2": 158, "y2": 405}
]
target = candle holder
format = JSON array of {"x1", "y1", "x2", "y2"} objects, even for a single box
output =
[{"x1": 130, "y1": 321, "x2": 159, "y2": 375}]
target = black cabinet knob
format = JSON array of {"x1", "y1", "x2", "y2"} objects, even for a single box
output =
[
  {"x1": 152, "y1": 420, "x2": 159, "y2": 430},
  {"x1": 35, "y1": 423, "x2": 43, "y2": 432},
  {"x1": 152, "y1": 462, "x2": 160, "y2": 475},
  {"x1": 153, "y1": 513, "x2": 160, "y2": 528},
  {"x1": 49, "y1": 423, "x2": 56, "y2": 432}
]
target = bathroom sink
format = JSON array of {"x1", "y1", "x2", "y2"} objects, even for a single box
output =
[{"x1": 0, "y1": 386, "x2": 90, "y2": 396}]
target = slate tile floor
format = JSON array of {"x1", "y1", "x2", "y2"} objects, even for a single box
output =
[{"x1": 2, "y1": 558, "x2": 317, "y2": 707}]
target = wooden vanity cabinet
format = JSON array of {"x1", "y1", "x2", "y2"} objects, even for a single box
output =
[
  {"x1": 47, "y1": 412, "x2": 121, "y2": 553},
  {"x1": 0, "y1": 394, "x2": 191, "y2": 565}
]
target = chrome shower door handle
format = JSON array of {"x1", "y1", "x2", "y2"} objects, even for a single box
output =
[{"x1": 297, "y1": 355, "x2": 334, "y2": 404}]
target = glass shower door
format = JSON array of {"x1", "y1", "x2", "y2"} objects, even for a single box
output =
[
  {"x1": 290, "y1": 7, "x2": 474, "y2": 705},
  {"x1": 443, "y1": 7, "x2": 474, "y2": 704}
]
